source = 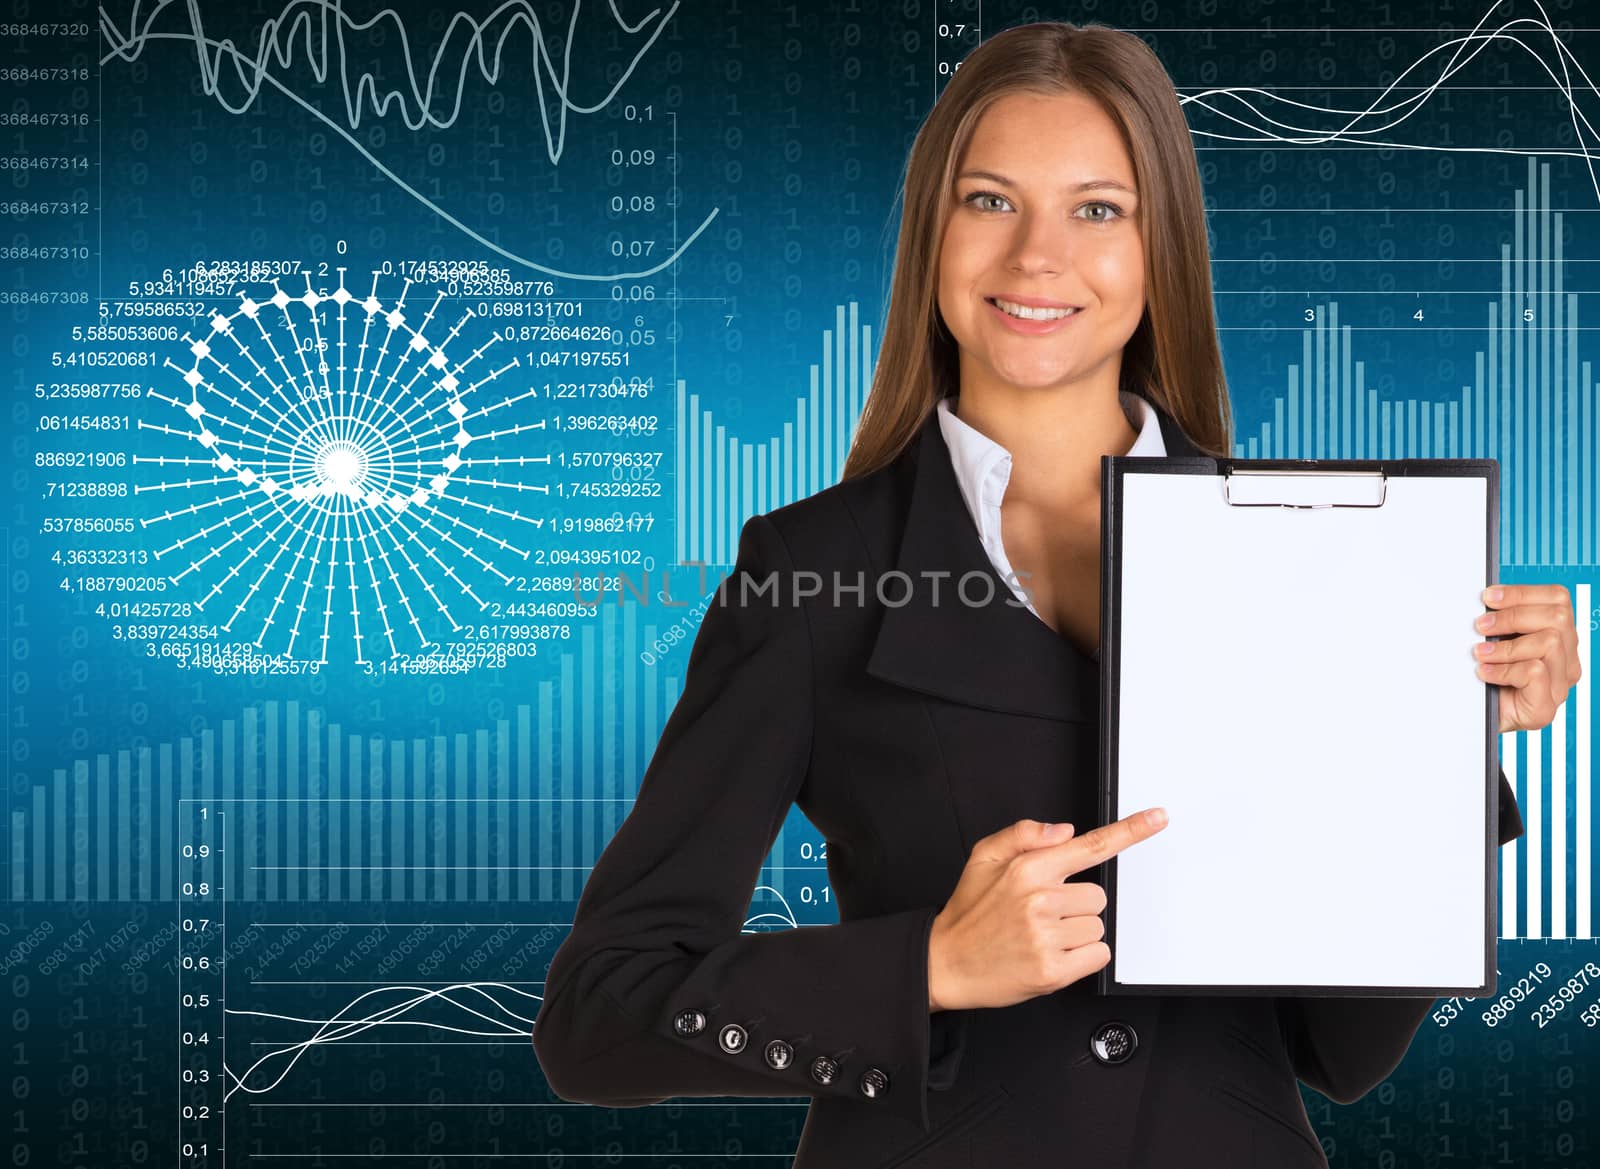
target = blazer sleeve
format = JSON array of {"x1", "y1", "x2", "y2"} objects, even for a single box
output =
[
  {"x1": 1275, "y1": 767, "x2": 1525, "y2": 1105},
  {"x1": 531, "y1": 512, "x2": 947, "y2": 1134}
]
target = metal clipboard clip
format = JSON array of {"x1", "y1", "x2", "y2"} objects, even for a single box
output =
[{"x1": 1221, "y1": 467, "x2": 1389, "y2": 509}]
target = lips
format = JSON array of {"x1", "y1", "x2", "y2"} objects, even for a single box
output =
[
  {"x1": 985, "y1": 294, "x2": 1078, "y2": 310},
  {"x1": 986, "y1": 296, "x2": 1080, "y2": 321},
  {"x1": 983, "y1": 296, "x2": 1080, "y2": 334}
]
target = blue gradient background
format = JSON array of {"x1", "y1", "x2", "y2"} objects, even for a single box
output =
[{"x1": 3, "y1": 0, "x2": 1596, "y2": 1164}]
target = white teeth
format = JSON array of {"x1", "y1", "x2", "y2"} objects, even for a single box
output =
[{"x1": 992, "y1": 298, "x2": 1077, "y2": 321}]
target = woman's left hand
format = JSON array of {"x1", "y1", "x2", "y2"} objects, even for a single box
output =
[{"x1": 1475, "y1": 584, "x2": 1584, "y2": 733}]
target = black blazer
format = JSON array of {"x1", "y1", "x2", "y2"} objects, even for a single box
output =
[{"x1": 532, "y1": 397, "x2": 1526, "y2": 1169}]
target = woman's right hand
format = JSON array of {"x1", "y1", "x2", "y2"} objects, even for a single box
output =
[{"x1": 927, "y1": 809, "x2": 1169, "y2": 1012}]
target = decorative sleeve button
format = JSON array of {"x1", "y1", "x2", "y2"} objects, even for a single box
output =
[
  {"x1": 717, "y1": 1022, "x2": 748, "y2": 1054},
  {"x1": 672, "y1": 1008, "x2": 707, "y2": 1039},
  {"x1": 808, "y1": 1054, "x2": 839, "y2": 1086},
  {"x1": 858, "y1": 1067, "x2": 890, "y2": 1099},
  {"x1": 763, "y1": 1039, "x2": 794, "y2": 1070}
]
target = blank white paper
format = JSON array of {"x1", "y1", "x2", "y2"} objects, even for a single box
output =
[{"x1": 1110, "y1": 468, "x2": 1490, "y2": 989}]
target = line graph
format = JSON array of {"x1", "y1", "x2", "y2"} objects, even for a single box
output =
[
  {"x1": 224, "y1": 981, "x2": 541, "y2": 1101},
  {"x1": 172, "y1": 779, "x2": 808, "y2": 1164},
  {"x1": 1173, "y1": 3, "x2": 1600, "y2": 197},
  {"x1": 96, "y1": 0, "x2": 719, "y2": 278},
  {"x1": 217, "y1": 886, "x2": 795, "y2": 1103}
]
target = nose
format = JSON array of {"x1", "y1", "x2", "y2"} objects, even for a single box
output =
[{"x1": 1006, "y1": 208, "x2": 1074, "y2": 276}]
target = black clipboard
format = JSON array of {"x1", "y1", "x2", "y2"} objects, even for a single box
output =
[{"x1": 1095, "y1": 454, "x2": 1501, "y2": 998}]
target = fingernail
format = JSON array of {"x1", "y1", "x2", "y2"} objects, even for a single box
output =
[
  {"x1": 1145, "y1": 807, "x2": 1167, "y2": 829},
  {"x1": 1043, "y1": 822, "x2": 1072, "y2": 840},
  {"x1": 1483, "y1": 586, "x2": 1504, "y2": 603}
]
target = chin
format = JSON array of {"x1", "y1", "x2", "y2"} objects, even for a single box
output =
[{"x1": 990, "y1": 371, "x2": 1087, "y2": 393}]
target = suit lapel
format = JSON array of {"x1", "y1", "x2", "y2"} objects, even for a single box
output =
[
  {"x1": 1151, "y1": 397, "x2": 1204, "y2": 460},
  {"x1": 864, "y1": 394, "x2": 1205, "y2": 723}
]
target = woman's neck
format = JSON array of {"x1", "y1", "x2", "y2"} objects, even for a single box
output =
[{"x1": 951, "y1": 373, "x2": 1140, "y2": 508}]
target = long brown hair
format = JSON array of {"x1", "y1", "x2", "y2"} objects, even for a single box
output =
[{"x1": 841, "y1": 21, "x2": 1233, "y2": 480}]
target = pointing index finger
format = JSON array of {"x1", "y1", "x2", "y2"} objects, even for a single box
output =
[{"x1": 1033, "y1": 807, "x2": 1168, "y2": 881}]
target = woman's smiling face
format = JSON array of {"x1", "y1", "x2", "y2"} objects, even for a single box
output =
[{"x1": 937, "y1": 90, "x2": 1146, "y2": 399}]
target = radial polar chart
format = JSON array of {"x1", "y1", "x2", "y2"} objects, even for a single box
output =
[{"x1": 115, "y1": 273, "x2": 545, "y2": 667}]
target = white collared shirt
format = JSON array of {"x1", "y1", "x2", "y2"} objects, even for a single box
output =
[{"x1": 935, "y1": 391, "x2": 1165, "y2": 654}]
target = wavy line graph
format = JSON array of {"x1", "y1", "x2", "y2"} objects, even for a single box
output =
[
  {"x1": 223, "y1": 981, "x2": 540, "y2": 1101},
  {"x1": 220, "y1": 890, "x2": 801, "y2": 1100},
  {"x1": 132, "y1": 270, "x2": 544, "y2": 662},
  {"x1": 1178, "y1": 2, "x2": 1600, "y2": 200},
  {"x1": 96, "y1": 0, "x2": 718, "y2": 278}
]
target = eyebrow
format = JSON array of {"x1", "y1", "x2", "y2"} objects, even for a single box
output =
[{"x1": 956, "y1": 169, "x2": 1136, "y2": 196}]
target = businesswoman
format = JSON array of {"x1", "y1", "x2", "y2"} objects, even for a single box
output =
[{"x1": 533, "y1": 21, "x2": 1579, "y2": 1168}]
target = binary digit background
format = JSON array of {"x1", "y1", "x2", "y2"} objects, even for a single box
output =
[{"x1": 3, "y1": 0, "x2": 1596, "y2": 1166}]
